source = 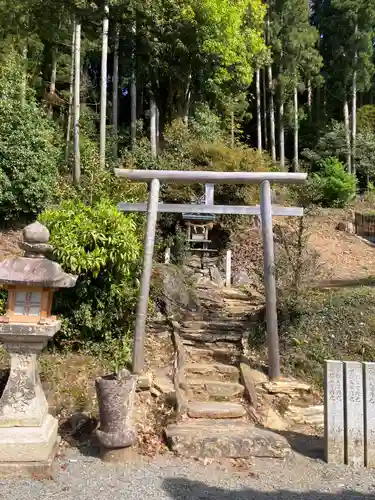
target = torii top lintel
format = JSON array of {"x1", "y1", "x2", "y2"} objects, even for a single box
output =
[{"x1": 114, "y1": 169, "x2": 307, "y2": 185}]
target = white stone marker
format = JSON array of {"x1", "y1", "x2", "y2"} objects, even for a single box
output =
[
  {"x1": 344, "y1": 361, "x2": 364, "y2": 467},
  {"x1": 324, "y1": 360, "x2": 345, "y2": 464},
  {"x1": 164, "y1": 247, "x2": 171, "y2": 264},
  {"x1": 363, "y1": 362, "x2": 375, "y2": 467},
  {"x1": 225, "y1": 250, "x2": 232, "y2": 288}
]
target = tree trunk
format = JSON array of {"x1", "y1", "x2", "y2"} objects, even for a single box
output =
[
  {"x1": 130, "y1": 20, "x2": 137, "y2": 149},
  {"x1": 307, "y1": 79, "x2": 312, "y2": 122},
  {"x1": 267, "y1": 64, "x2": 276, "y2": 162},
  {"x1": 343, "y1": 96, "x2": 352, "y2": 174},
  {"x1": 48, "y1": 50, "x2": 57, "y2": 118},
  {"x1": 183, "y1": 73, "x2": 192, "y2": 127},
  {"x1": 99, "y1": 4, "x2": 109, "y2": 169},
  {"x1": 352, "y1": 70, "x2": 357, "y2": 175},
  {"x1": 21, "y1": 44, "x2": 28, "y2": 107},
  {"x1": 150, "y1": 93, "x2": 157, "y2": 157},
  {"x1": 73, "y1": 20, "x2": 81, "y2": 185},
  {"x1": 262, "y1": 68, "x2": 268, "y2": 150},
  {"x1": 256, "y1": 68, "x2": 262, "y2": 152},
  {"x1": 231, "y1": 111, "x2": 235, "y2": 148},
  {"x1": 65, "y1": 22, "x2": 76, "y2": 163},
  {"x1": 279, "y1": 64, "x2": 285, "y2": 169},
  {"x1": 156, "y1": 106, "x2": 160, "y2": 148},
  {"x1": 279, "y1": 100, "x2": 285, "y2": 169},
  {"x1": 293, "y1": 85, "x2": 299, "y2": 171},
  {"x1": 352, "y1": 25, "x2": 358, "y2": 176},
  {"x1": 112, "y1": 25, "x2": 119, "y2": 159},
  {"x1": 316, "y1": 85, "x2": 321, "y2": 122}
]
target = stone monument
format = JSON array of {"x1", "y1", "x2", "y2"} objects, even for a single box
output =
[{"x1": 0, "y1": 221, "x2": 76, "y2": 476}]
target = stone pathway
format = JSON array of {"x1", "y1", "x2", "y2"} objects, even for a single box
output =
[
  {"x1": 152, "y1": 283, "x2": 292, "y2": 458},
  {"x1": 1, "y1": 447, "x2": 375, "y2": 499},
  {"x1": 151, "y1": 282, "x2": 324, "y2": 459}
]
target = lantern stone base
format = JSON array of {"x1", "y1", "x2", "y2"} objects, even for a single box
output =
[
  {"x1": 0, "y1": 436, "x2": 59, "y2": 479},
  {"x1": 0, "y1": 322, "x2": 61, "y2": 476},
  {"x1": 0, "y1": 413, "x2": 58, "y2": 462}
]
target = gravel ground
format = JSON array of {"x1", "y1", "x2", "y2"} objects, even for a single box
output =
[{"x1": 1, "y1": 448, "x2": 375, "y2": 500}]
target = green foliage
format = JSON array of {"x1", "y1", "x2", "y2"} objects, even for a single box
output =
[
  {"x1": 303, "y1": 120, "x2": 375, "y2": 181},
  {"x1": 279, "y1": 287, "x2": 375, "y2": 386},
  {"x1": 355, "y1": 129, "x2": 375, "y2": 179},
  {"x1": 39, "y1": 199, "x2": 141, "y2": 355},
  {"x1": 357, "y1": 105, "x2": 375, "y2": 133},
  {"x1": 137, "y1": 0, "x2": 267, "y2": 114},
  {"x1": 314, "y1": 157, "x2": 357, "y2": 207},
  {"x1": 60, "y1": 109, "x2": 147, "y2": 207},
  {"x1": 316, "y1": 0, "x2": 375, "y2": 100},
  {"x1": 271, "y1": 0, "x2": 322, "y2": 96},
  {"x1": 0, "y1": 289, "x2": 6, "y2": 315},
  {"x1": 292, "y1": 157, "x2": 357, "y2": 207},
  {"x1": 302, "y1": 121, "x2": 349, "y2": 166},
  {"x1": 0, "y1": 49, "x2": 60, "y2": 223},
  {"x1": 189, "y1": 104, "x2": 224, "y2": 143}
]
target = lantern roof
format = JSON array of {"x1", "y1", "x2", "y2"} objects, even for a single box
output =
[{"x1": 0, "y1": 222, "x2": 77, "y2": 288}]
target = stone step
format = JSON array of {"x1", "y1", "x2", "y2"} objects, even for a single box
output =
[
  {"x1": 221, "y1": 289, "x2": 252, "y2": 301},
  {"x1": 181, "y1": 330, "x2": 242, "y2": 344},
  {"x1": 187, "y1": 401, "x2": 246, "y2": 419},
  {"x1": 181, "y1": 320, "x2": 248, "y2": 331},
  {"x1": 185, "y1": 345, "x2": 240, "y2": 365},
  {"x1": 185, "y1": 363, "x2": 240, "y2": 382},
  {"x1": 188, "y1": 379, "x2": 244, "y2": 399},
  {"x1": 165, "y1": 419, "x2": 291, "y2": 458}
]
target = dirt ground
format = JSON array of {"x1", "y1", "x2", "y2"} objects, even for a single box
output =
[{"x1": 307, "y1": 209, "x2": 375, "y2": 282}]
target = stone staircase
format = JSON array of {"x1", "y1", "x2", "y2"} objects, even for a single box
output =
[{"x1": 156, "y1": 283, "x2": 292, "y2": 459}]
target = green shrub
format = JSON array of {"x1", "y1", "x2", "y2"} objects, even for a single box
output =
[
  {"x1": 316, "y1": 157, "x2": 357, "y2": 207},
  {"x1": 0, "y1": 290, "x2": 6, "y2": 315},
  {"x1": 293, "y1": 157, "x2": 356, "y2": 208},
  {"x1": 0, "y1": 50, "x2": 60, "y2": 223},
  {"x1": 39, "y1": 199, "x2": 141, "y2": 355},
  {"x1": 190, "y1": 104, "x2": 224, "y2": 143}
]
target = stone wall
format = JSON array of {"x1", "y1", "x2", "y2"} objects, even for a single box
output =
[{"x1": 184, "y1": 254, "x2": 224, "y2": 287}]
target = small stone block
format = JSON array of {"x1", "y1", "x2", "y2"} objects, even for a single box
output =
[
  {"x1": 363, "y1": 362, "x2": 375, "y2": 467},
  {"x1": 187, "y1": 401, "x2": 246, "y2": 419},
  {"x1": 204, "y1": 380, "x2": 244, "y2": 398},
  {"x1": 324, "y1": 360, "x2": 344, "y2": 464},
  {"x1": 344, "y1": 361, "x2": 364, "y2": 467},
  {"x1": 264, "y1": 379, "x2": 311, "y2": 395},
  {"x1": 137, "y1": 373, "x2": 153, "y2": 391}
]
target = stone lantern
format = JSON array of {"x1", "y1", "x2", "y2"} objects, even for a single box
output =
[{"x1": 0, "y1": 221, "x2": 76, "y2": 476}]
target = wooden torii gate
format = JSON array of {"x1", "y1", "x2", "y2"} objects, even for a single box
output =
[{"x1": 115, "y1": 169, "x2": 307, "y2": 379}]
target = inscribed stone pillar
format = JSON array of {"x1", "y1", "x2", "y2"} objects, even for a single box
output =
[
  {"x1": 363, "y1": 362, "x2": 375, "y2": 467},
  {"x1": 344, "y1": 361, "x2": 364, "y2": 467},
  {"x1": 324, "y1": 360, "x2": 344, "y2": 464}
]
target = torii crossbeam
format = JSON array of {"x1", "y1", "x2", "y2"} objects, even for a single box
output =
[{"x1": 115, "y1": 168, "x2": 307, "y2": 379}]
